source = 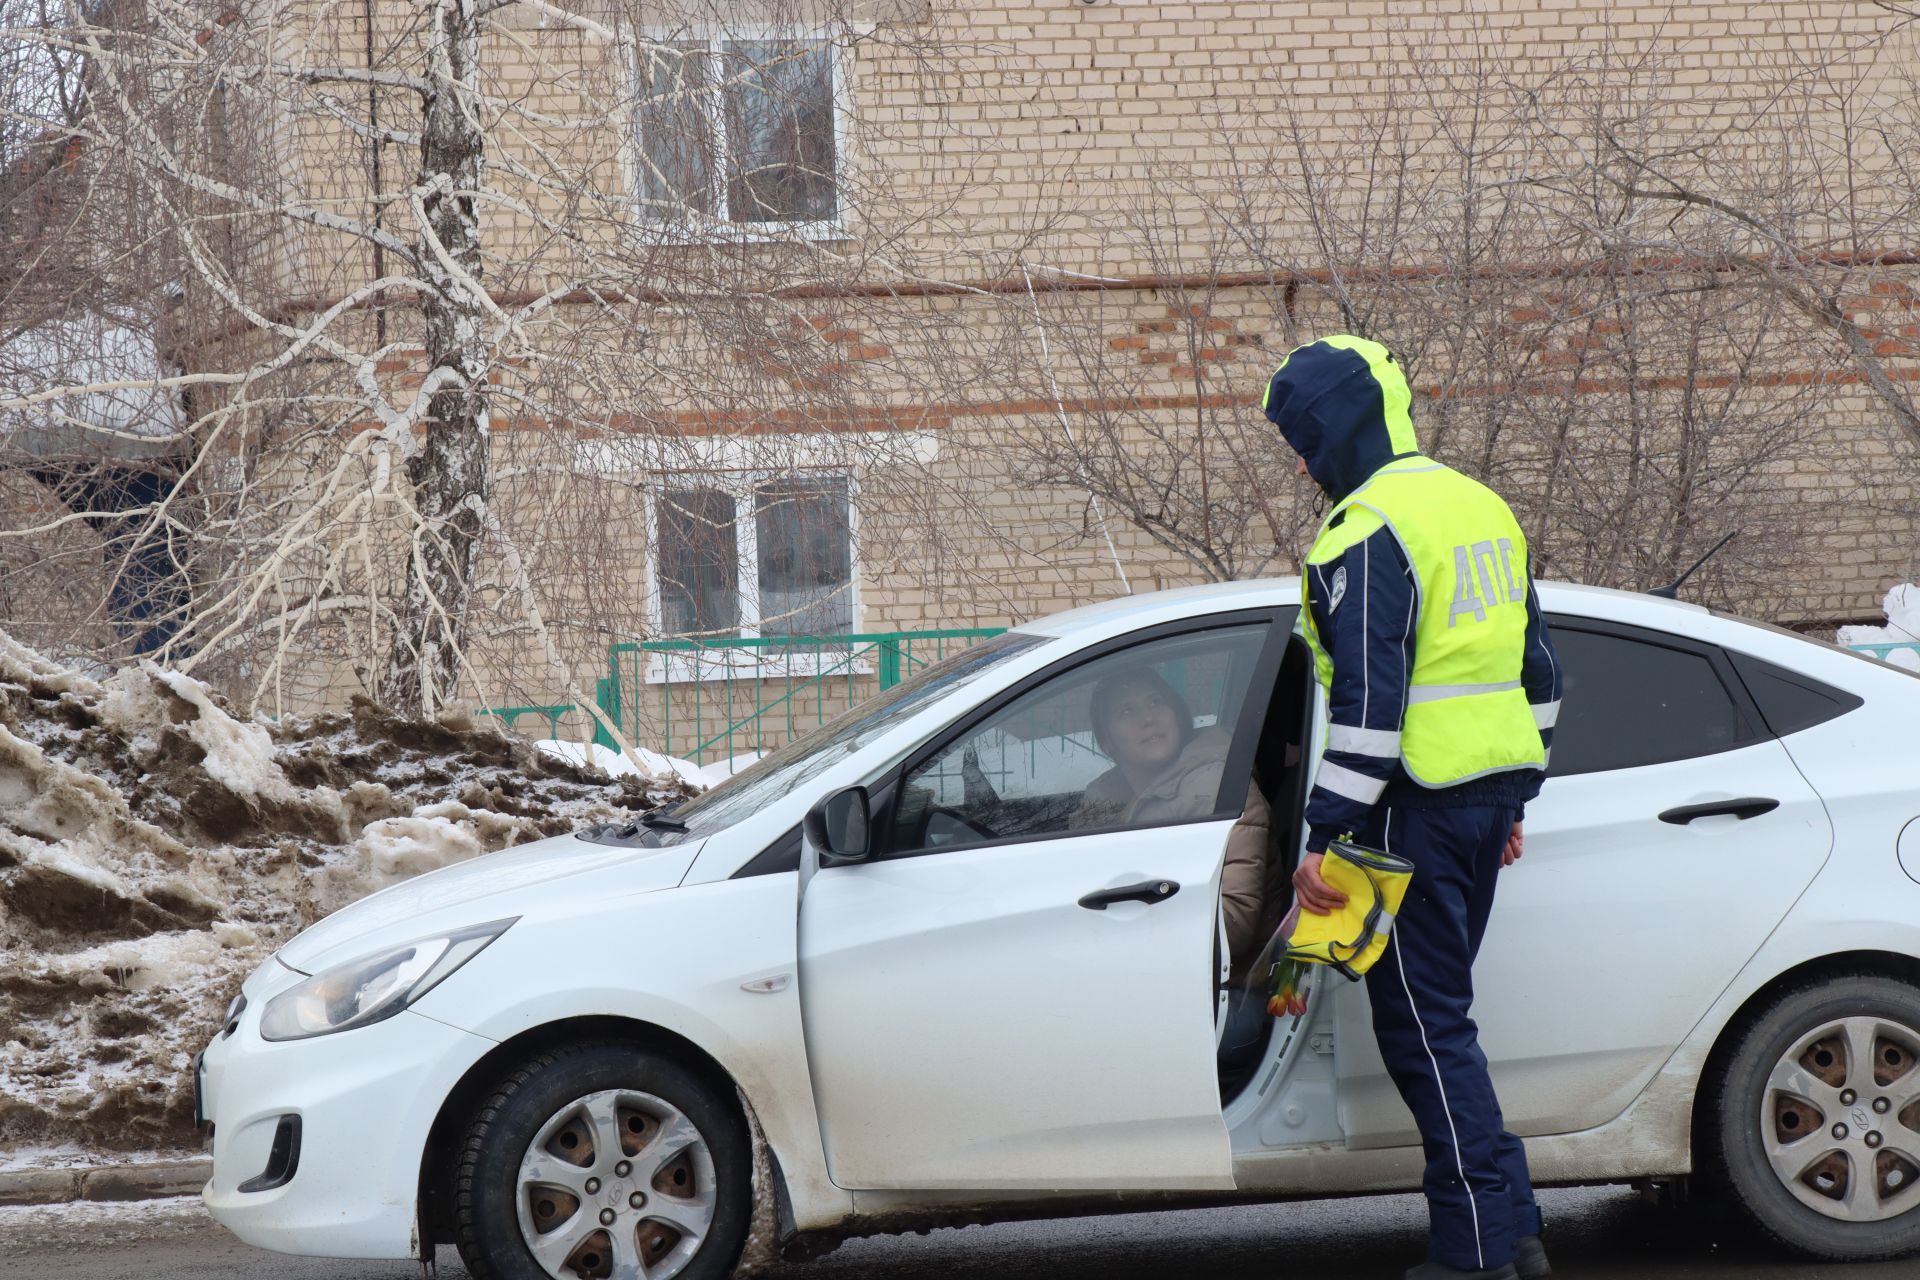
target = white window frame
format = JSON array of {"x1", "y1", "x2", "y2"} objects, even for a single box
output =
[
  {"x1": 624, "y1": 26, "x2": 853, "y2": 243},
  {"x1": 644, "y1": 469, "x2": 863, "y2": 684}
]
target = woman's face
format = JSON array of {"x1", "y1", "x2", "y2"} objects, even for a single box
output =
[{"x1": 1101, "y1": 679, "x2": 1183, "y2": 777}]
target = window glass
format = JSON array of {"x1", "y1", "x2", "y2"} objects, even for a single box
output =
[
  {"x1": 643, "y1": 632, "x2": 1047, "y2": 845},
  {"x1": 1547, "y1": 627, "x2": 1747, "y2": 776},
  {"x1": 891, "y1": 625, "x2": 1269, "y2": 853},
  {"x1": 1729, "y1": 652, "x2": 1862, "y2": 737},
  {"x1": 721, "y1": 41, "x2": 837, "y2": 223},
  {"x1": 755, "y1": 477, "x2": 850, "y2": 636},
  {"x1": 635, "y1": 42, "x2": 715, "y2": 218},
  {"x1": 657, "y1": 488, "x2": 738, "y2": 635},
  {"x1": 634, "y1": 39, "x2": 837, "y2": 225}
]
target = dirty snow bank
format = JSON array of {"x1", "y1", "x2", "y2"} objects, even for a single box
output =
[
  {"x1": 1836, "y1": 583, "x2": 1920, "y2": 671},
  {"x1": 0, "y1": 638, "x2": 689, "y2": 1152}
]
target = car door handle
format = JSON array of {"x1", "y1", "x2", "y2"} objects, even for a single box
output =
[
  {"x1": 1658, "y1": 797, "x2": 1780, "y2": 825},
  {"x1": 1078, "y1": 879, "x2": 1181, "y2": 910}
]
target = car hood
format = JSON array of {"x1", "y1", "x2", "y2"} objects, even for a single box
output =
[{"x1": 277, "y1": 832, "x2": 702, "y2": 973}]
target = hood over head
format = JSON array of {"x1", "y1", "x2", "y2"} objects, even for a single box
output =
[{"x1": 1262, "y1": 335, "x2": 1420, "y2": 503}]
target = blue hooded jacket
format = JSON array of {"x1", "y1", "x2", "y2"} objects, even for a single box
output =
[
  {"x1": 1262, "y1": 338, "x2": 1418, "y2": 505},
  {"x1": 1263, "y1": 338, "x2": 1563, "y2": 850}
]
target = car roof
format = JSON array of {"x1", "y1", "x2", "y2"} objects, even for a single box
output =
[{"x1": 1011, "y1": 577, "x2": 1706, "y2": 643}]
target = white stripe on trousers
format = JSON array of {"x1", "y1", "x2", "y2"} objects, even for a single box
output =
[{"x1": 1384, "y1": 808, "x2": 1486, "y2": 1269}]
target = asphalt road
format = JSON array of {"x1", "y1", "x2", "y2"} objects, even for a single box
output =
[{"x1": 2, "y1": 1186, "x2": 1912, "y2": 1279}]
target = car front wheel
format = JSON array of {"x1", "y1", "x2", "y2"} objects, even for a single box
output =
[
  {"x1": 452, "y1": 1042, "x2": 751, "y2": 1280},
  {"x1": 1711, "y1": 973, "x2": 1920, "y2": 1260}
]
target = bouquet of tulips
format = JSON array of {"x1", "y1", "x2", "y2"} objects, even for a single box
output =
[
  {"x1": 1267, "y1": 953, "x2": 1310, "y2": 1019},
  {"x1": 1265, "y1": 901, "x2": 1311, "y2": 1018}
]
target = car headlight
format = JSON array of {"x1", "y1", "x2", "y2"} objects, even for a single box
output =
[{"x1": 259, "y1": 919, "x2": 516, "y2": 1042}]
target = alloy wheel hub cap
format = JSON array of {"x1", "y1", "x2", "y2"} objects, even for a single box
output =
[
  {"x1": 514, "y1": 1088, "x2": 717, "y2": 1279},
  {"x1": 1763, "y1": 1015, "x2": 1920, "y2": 1222}
]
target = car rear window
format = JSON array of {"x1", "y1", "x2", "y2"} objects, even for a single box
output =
[
  {"x1": 1728, "y1": 652, "x2": 1863, "y2": 737},
  {"x1": 1547, "y1": 626, "x2": 1755, "y2": 776}
]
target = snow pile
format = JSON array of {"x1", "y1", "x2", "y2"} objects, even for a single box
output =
[
  {"x1": 534, "y1": 738, "x2": 711, "y2": 790},
  {"x1": 1837, "y1": 583, "x2": 1920, "y2": 672},
  {"x1": 701, "y1": 751, "x2": 765, "y2": 784},
  {"x1": 534, "y1": 741, "x2": 765, "y2": 788},
  {"x1": 0, "y1": 636, "x2": 690, "y2": 1152}
]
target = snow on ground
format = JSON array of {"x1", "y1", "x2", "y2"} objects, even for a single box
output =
[
  {"x1": 1837, "y1": 583, "x2": 1920, "y2": 671},
  {"x1": 0, "y1": 1143, "x2": 190, "y2": 1172},
  {"x1": 0, "y1": 1193, "x2": 212, "y2": 1257},
  {"x1": 1, "y1": 634, "x2": 690, "y2": 1154}
]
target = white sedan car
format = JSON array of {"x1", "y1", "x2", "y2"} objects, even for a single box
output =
[{"x1": 198, "y1": 580, "x2": 1920, "y2": 1278}]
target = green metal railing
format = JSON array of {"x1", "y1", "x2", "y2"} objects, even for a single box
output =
[
  {"x1": 476, "y1": 703, "x2": 574, "y2": 737},
  {"x1": 596, "y1": 628, "x2": 1006, "y2": 766},
  {"x1": 1847, "y1": 640, "x2": 1920, "y2": 665},
  {"x1": 497, "y1": 633, "x2": 1914, "y2": 771}
]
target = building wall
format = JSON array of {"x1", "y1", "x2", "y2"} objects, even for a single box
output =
[{"x1": 129, "y1": 0, "x2": 1920, "y2": 733}]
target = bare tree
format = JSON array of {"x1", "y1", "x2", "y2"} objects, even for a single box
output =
[
  {"x1": 990, "y1": 220, "x2": 1310, "y2": 585},
  {"x1": 968, "y1": 10, "x2": 1910, "y2": 617},
  {"x1": 1, "y1": 0, "x2": 1007, "y2": 738},
  {"x1": 9, "y1": 0, "x2": 1919, "y2": 751},
  {"x1": 1532, "y1": 8, "x2": 1920, "y2": 455}
]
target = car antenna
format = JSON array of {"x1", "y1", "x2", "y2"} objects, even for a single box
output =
[{"x1": 1648, "y1": 530, "x2": 1739, "y2": 600}]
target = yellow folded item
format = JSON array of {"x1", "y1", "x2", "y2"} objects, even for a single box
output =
[{"x1": 1282, "y1": 839, "x2": 1415, "y2": 980}]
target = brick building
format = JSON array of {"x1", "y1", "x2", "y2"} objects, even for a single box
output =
[{"x1": 7, "y1": 1, "x2": 1918, "y2": 756}]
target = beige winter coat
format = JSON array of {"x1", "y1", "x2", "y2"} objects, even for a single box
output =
[{"x1": 1070, "y1": 729, "x2": 1275, "y2": 970}]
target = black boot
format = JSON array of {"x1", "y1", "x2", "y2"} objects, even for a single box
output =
[
  {"x1": 1404, "y1": 1262, "x2": 1519, "y2": 1280},
  {"x1": 1514, "y1": 1234, "x2": 1551, "y2": 1279}
]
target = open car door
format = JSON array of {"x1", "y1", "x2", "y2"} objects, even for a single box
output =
[{"x1": 797, "y1": 616, "x2": 1285, "y2": 1190}]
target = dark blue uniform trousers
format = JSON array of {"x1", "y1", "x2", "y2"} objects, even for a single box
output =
[{"x1": 1354, "y1": 803, "x2": 1541, "y2": 1273}]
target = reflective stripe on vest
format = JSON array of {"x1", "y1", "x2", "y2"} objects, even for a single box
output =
[
  {"x1": 1408, "y1": 680, "x2": 1522, "y2": 703},
  {"x1": 1301, "y1": 456, "x2": 1546, "y2": 788}
]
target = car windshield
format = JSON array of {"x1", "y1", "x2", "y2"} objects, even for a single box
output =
[
  {"x1": 617, "y1": 632, "x2": 1047, "y2": 845},
  {"x1": 1709, "y1": 608, "x2": 1920, "y2": 681}
]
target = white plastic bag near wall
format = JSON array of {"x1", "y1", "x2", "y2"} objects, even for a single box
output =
[{"x1": 1836, "y1": 583, "x2": 1920, "y2": 672}]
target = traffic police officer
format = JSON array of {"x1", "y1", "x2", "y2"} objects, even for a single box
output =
[{"x1": 1264, "y1": 336, "x2": 1563, "y2": 1280}]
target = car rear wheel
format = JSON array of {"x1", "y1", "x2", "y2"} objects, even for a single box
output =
[
  {"x1": 1710, "y1": 973, "x2": 1920, "y2": 1260},
  {"x1": 452, "y1": 1042, "x2": 751, "y2": 1280}
]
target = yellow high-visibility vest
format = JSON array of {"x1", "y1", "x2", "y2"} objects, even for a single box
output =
[{"x1": 1300, "y1": 455, "x2": 1546, "y2": 787}]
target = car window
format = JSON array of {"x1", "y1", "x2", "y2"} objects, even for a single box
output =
[
  {"x1": 1546, "y1": 625, "x2": 1753, "y2": 776},
  {"x1": 887, "y1": 624, "x2": 1270, "y2": 854},
  {"x1": 1728, "y1": 652, "x2": 1863, "y2": 737},
  {"x1": 634, "y1": 632, "x2": 1047, "y2": 845}
]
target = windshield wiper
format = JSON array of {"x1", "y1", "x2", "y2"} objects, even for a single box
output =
[{"x1": 606, "y1": 811, "x2": 688, "y2": 840}]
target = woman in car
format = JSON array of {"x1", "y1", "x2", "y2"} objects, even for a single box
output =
[{"x1": 1071, "y1": 666, "x2": 1274, "y2": 975}]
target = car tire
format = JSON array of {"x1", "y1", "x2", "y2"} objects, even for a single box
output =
[
  {"x1": 451, "y1": 1041, "x2": 752, "y2": 1280},
  {"x1": 1707, "y1": 972, "x2": 1920, "y2": 1261}
]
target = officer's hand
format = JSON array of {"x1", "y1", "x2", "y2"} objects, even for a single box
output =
[
  {"x1": 1503, "y1": 821, "x2": 1524, "y2": 867},
  {"x1": 1292, "y1": 852, "x2": 1348, "y2": 916}
]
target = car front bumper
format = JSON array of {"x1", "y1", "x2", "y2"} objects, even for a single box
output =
[{"x1": 200, "y1": 992, "x2": 496, "y2": 1259}]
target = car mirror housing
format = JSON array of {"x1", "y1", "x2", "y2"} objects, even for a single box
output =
[{"x1": 806, "y1": 785, "x2": 872, "y2": 866}]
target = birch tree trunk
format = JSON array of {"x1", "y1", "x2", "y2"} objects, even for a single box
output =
[{"x1": 380, "y1": 0, "x2": 489, "y2": 715}]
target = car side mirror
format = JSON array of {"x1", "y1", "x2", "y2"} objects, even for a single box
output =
[{"x1": 805, "y1": 785, "x2": 872, "y2": 867}]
